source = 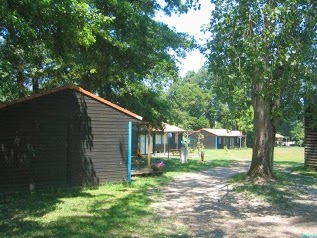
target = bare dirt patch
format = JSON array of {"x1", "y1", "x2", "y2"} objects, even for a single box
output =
[{"x1": 149, "y1": 162, "x2": 317, "y2": 237}]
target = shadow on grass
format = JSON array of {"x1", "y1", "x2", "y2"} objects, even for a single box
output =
[
  {"x1": 0, "y1": 184, "x2": 151, "y2": 237},
  {"x1": 0, "y1": 188, "x2": 95, "y2": 238},
  {"x1": 0, "y1": 156, "x2": 238, "y2": 238},
  {"x1": 151, "y1": 157, "x2": 235, "y2": 174},
  {"x1": 46, "y1": 189, "x2": 153, "y2": 237},
  {"x1": 0, "y1": 174, "x2": 195, "y2": 237},
  {"x1": 231, "y1": 164, "x2": 317, "y2": 218}
]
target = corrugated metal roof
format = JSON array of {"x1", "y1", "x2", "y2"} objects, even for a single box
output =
[
  {"x1": 0, "y1": 84, "x2": 143, "y2": 120},
  {"x1": 200, "y1": 128, "x2": 244, "y2": 137}
]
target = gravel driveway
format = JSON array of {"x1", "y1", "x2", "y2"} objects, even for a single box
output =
[{"x1": 150, "y1": 161, "x2": 317, "y2": 238}]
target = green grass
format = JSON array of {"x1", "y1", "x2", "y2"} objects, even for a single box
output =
[
  {"x1": 0, "y1": 154, "x2": 233, "y2": 238},
  {"x1": 231, "y1": 168, "x2": 317, "y2": 210},
  {"x1": 0, "y1": 147, "x2": 311, "y2": 237},
  {"x1": 229, "y1": 147, "x2": 317, "y2": 211}
]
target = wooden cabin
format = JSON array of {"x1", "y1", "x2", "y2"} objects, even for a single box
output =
[
  {"x1": 0, "y1": 85, "x2": 142, "y2": 192},
  {"x1": 190, "y1": 128, "x2": 246, "y2": 149}
]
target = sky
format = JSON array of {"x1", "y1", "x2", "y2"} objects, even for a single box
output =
[{"x1": 155, "y1": 1, "x2": 214, "y2": 77}]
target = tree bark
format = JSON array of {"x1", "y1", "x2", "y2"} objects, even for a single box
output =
[
  {"x1": 17, "y1": 70, "x2": 25, "y2": 98},
  {"x1": 81, "y1": 73, "x2": 92, "y2": 91},
  {"x1": 248, "y1": 91, "x2": 277, "y2": 179},
  {"x1": 32, "y1": 78, "x2": 39, "y2": 94}
]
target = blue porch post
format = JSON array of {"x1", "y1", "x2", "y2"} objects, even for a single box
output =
[
  {"x1": 215, "y1": 136, "x2": 218, "y2": 150},
  {"x1": 128, "y1": 121, "x2": 132, "y2": 183}
]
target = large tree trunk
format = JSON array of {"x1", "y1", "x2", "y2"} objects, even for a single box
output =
[{"x1": 248, "y1": 92, "x2": 278, "y2": 179}]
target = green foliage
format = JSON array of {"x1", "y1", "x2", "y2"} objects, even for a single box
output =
[
  {"x1": 168, "y1": 67, "x2": 213, "y2": 130},
  {"x1": 0, "y1": 0, "x2": 194, "y2": 126},
  {"x1": 205, "y1": 0, "x2": 317, "y2": 126},
  {"x1": 290, "y1": 121, "x2": 304, "y2": 146},
  {"x1": 116, "y1": 82, "x2": 172, "y2": 128},
  {"x1": 204, "y1": 0, "x2": 317, "y2": 177}
]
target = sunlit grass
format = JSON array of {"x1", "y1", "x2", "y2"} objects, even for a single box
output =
[
  {"x1": 0, "y1": 147, "x2": 308, "y2": 237},
  {"x1": 228, "y1": 147, "x2": 316, "y2": 210}
]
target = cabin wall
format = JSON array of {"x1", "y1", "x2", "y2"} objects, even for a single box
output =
[
  {"x1": 200, "y1": 131, "x2": 217, "y2": 149},
  {"x1": 0, "y1": 90, "x2": 70, "y2": 192},
  {"x1": 305, "y1": 115, "x2": 317, "y2": 169},
  {"x1": 70, "y1": 91, "x2": 136, "y2": 185},
  {"x1": 0, "y1": 89, "x2": 138, "y2": 192}
]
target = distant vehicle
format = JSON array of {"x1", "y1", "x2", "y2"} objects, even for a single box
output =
[{"x1": 282, "y1": 141, "x2": 296, "y2": 146}]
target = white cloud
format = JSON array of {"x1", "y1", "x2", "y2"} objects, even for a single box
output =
[{"x1": 178, "y1": 49, "x2": 206, "y2": 75}]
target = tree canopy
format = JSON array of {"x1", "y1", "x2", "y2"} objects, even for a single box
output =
[
  {"x1": 168, "y1": 68, "x2": 212, "y2": 130},
  {"x1": 204, "y1": 0, "x2": 317, "y2": 178},
  {"x1": 0, "y1": 0, "x2": 194, "y2": 127}
]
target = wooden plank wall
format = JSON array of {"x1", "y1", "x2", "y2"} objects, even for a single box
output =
[
  {"x1": 305, "y1": 115, "x2": 317, "y2": 169},
  {"x1": 200, "y1": 131, "x2": 216, "y2": 149},
  {"x1": 69, "y1": 91, "x2": 137, "y2": 185},
  {"x1": 0, "y1": 89, "x2": 138, "y2": 192},
  {"x1": 0, "y1": 91, "x2": 70, "y2": 192}
]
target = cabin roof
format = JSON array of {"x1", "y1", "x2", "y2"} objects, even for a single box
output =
[
  {"x1": 200, "y1": 128, "x2": 244, "y2": 137},
  {"x1": 0, "y1": 84, "x2": 143, "y2": 120},
  {"x1": 163, "y1": 123, "x2": 186, "y2": 133}
]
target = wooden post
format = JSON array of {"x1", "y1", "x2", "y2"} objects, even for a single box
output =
[
  {"x1": 128, "y1": 121, "x2": 132, "y2": 183},
  {"x1": 147, "y1": 127, "x2": 152, "y2": 168}
]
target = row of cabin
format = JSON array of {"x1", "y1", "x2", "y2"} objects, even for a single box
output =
[
  {"x1": 1, "y1": 85, "x2": 315, "y2": 193},
  {"x1": 0, "y1": 85, "x2": 246, "y2": 192},
  {"x1": 136, "y1": 128, "x2": 246, "y2": 154}
]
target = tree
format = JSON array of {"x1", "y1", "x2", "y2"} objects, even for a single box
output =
[
  {"x1": 0, "y1": 0, "x2": 193, "y2": 112},
  {"x1": 168, "y1": 68, "x2": 213, "y2": 130},
  {"x1": 205, "y1": 0, "x2": 317, "y2": 179},
  {"x1": 0, "y1": 0, "x2": 112, "y2": 96},
  {"x1": 290, "y1": 121, "x2": 304, "y2": 146}
]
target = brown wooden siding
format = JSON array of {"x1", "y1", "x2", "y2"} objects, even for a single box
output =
[
  {"x1": 201, "y1": 131, "x2": 216, "y2": 149},
  {"x1": 190, "y1": 132, "x2": 243, "y2": 149},
  {"x1": 0, "y1": 89, "x2": 139, "y2": 192},
  {"x1": 0, "y1": 90, "x2": 70, "y2": 192},
  {"x1": 305, "y1": 115, "x2": 317, "y2": 169},
  {"x1": 69, "y1": 91, "x2": 135, "y2": 185}
]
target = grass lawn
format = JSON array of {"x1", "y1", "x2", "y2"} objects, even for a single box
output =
[
  {"x1": 0, "y1": 147, "x2": 312, "y2": 238},
  {"x1": 230, "y1": 147, "x2": 317, "y2": 209}
]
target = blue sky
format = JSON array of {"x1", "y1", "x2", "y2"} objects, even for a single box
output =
[{"x1": 155, "y1": 1, "x2": 214, "y2": 76}]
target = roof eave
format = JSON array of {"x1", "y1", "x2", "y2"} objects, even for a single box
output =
[{"x1": 0, "y1": 84, "x2": 143, "y2": 121}]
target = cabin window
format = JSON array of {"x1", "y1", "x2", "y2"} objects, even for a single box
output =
[{"x1": 155, "y1": 134, "x2": 162, "y2": 144}]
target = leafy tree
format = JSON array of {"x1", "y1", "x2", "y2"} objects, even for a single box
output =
[
  {"x1": 290, "y1": 121, "x2": 304, "y2": 146},
  {"x1": 205, "y1": 0, "x2": 317, "y2": 179},
  {"x1": 0, "y1": 0, "x2": 112, "y2": 97},
  {"x1": 168, "y1": 68, "x2": 212, "y2": 130},
  {"x1": 0, "y1": 0, "x2": 194, "y2": 129}
]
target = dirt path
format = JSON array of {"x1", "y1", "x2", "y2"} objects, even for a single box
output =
[{"x1": 150, "y1": 162, "x2": 317, "y2": 238}]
